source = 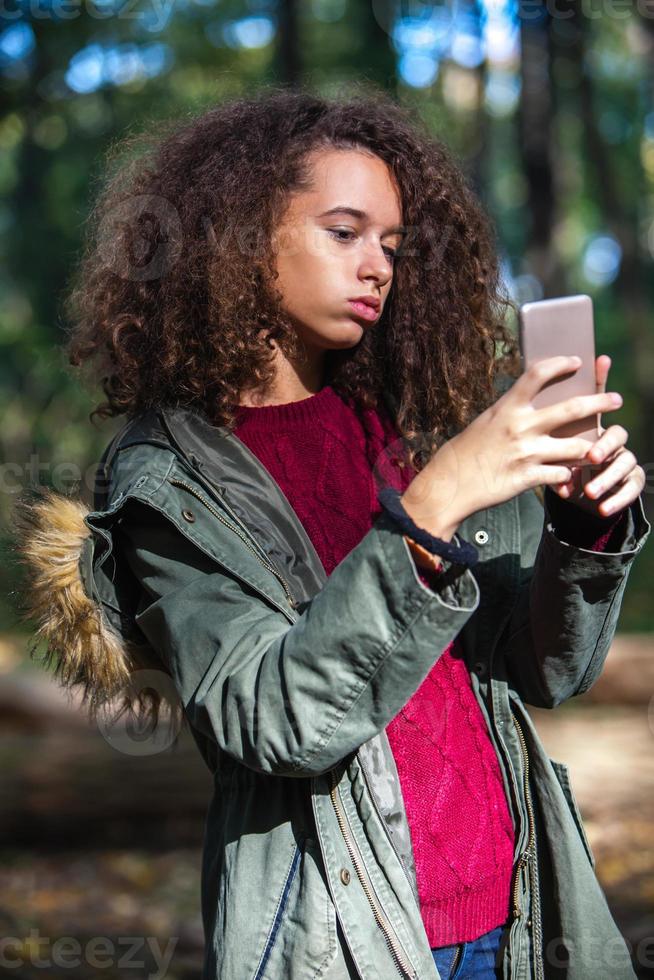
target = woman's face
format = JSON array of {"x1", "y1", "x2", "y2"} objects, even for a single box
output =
[{"x1": 269, "y1": 148, "x2": 404, "y2": 355}]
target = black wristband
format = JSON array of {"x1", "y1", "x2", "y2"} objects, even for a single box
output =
[{"x1": 377, "y1": 487, "x2": 479, "y2": 567}]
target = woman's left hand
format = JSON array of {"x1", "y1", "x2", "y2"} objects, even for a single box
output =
[{"x1": 550, "y1": 354, "x2": 646, "y2": 518}]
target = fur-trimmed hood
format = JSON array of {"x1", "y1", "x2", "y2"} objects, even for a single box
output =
[{"x1": 11, "y1": 485, "x2": 178, "y2": 728}]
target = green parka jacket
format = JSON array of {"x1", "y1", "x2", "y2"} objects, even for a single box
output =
[{"x1": 17, "y1": 389, "x2": 650, "y2": 980}]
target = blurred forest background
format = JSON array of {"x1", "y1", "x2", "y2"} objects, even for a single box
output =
[{"x1": 1, "y1": 0, "x2": 653, "y2": 978}]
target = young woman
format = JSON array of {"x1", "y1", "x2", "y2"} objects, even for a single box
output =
[{"x1": 16, "y1": 87, "x2": 649, "y2": 980}]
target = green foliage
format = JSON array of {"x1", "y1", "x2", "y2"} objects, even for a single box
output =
[{"x1": 1, "y1": 1, "x2": 653, "y2": 635}]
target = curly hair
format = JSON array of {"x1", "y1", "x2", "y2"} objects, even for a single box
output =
[{"x1": 64, "y1": 82, "x2": 520, "y2": 471}]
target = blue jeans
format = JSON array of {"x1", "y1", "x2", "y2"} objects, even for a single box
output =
[{"x1": 431, "y1": 922, "x2": 506, "y2": 979}]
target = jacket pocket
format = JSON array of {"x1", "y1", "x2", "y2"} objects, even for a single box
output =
[
  {"x1": 549, "y1": 758, "x2": 596, "y2": 870},
  {"x1": 253, "y1": 831, "x2": 338, "y2": 980}
]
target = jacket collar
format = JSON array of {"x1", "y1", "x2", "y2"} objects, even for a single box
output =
[
  {"x1": 99, "y1": 406, "x2": 329, "y2": 606},
  {"x1": 161, "y1": 407, "x2": 328, "y2": 604}
]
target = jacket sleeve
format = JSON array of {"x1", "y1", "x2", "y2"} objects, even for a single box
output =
[
  {"x1": 114, "y1": 498, "x2": 480, "y2": 777},
  {"x1": 499, "y1": 486, "x2": 651, "y2": 709}
]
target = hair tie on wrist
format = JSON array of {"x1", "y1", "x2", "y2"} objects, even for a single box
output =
[{"x1": 377, "y1": 487, "x2": 479, "y2": 567}]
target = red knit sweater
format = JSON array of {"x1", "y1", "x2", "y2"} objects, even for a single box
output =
[{"x1": 232, "y1": 383, "x2": 621, "y2": 946}]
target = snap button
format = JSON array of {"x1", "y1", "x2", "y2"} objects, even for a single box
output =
[
  {"x1": 182, "y1": 508, "x2": 196, "y2": 523},
  {"x1": 474, "y1": 529, "x2": 489, "y2": 545},
  {"x1": 474, "y1": 661, "x2": 485, "y2": 674},
  {"x1": 340, "y1": 868, "x2": 351, "y2": 886}
]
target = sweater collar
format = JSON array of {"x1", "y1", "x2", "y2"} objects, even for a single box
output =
[{"x1": 233, "y1": 384, "x2": 343, "y2": 428}]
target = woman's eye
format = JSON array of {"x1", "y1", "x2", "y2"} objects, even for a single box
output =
[
  {"x1": 328, "y1": 228, "x2": 356, "y2": 242},
  {"x1": 327, "y1": 229, "x2": 396, "y2": 263}
]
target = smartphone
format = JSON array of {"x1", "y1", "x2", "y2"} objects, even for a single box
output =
[{"x1": 518, "y1": 294, "x2": 600, "y2": 462}]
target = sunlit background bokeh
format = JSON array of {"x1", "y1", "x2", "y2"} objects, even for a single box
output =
[
  {"x1": 1, "y1": 2, "x2": 653, "y2": 978},
  {"x1": 2, "y1": 3, "x2": 653, "y2": 634}
]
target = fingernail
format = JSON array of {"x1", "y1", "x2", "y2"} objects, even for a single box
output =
[{"x1": 610, "y1": 393, "x2": 622, "y2": 405}]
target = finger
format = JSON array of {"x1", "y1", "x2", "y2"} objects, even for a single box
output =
[
  {"x1": 536, "y1": 390, "x2": 623, "y2": 436},
  {"x1": 540, "y1": 464, "x2": 575, "y2": 486},
  {"x1": 583, "y1": 449, "x2": 637, "y2": 500},
  {"x1": 595, "y1": 354, "x2": 611, "y2": 395},
  {"x1": 519, "y1": 355, "x2": 583, "y2": 402},
  {"x1": 586, "y1": 424, "x2": 628, "y2": 464},
  {"x1": 553, "y1": 469, "x2": 579, "y2": 497},
  {"x1": 539, "y1": 436, "x2": 596, "y2": 468},
  {"x1": 592, "y1": 471, "x2": 642, "y2": 517},
  {"x1": 557, "y1": 460, "x2": 608, "y2": 495}
]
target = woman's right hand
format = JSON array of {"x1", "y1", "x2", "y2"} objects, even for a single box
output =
[{"x1": 399, "y1": 355, "x2": 624, "y2": 541}]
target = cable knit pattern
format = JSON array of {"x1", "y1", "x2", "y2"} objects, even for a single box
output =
[{"x1": 232, "y1": 383, "x2": 622, "y2": 947}]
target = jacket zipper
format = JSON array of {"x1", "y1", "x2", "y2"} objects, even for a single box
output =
[
  {"x1": 329, "y1": 769, "x2": 417, "y2": 979},
  {"x1": 510, "y1": 710, "x2": 544, "y2": 980},
  {"x1": 167, "y1": 478, "x2": 298, "y2": 609}
]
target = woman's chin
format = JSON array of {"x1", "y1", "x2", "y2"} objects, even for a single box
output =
[
  {"x1": 332, "y1": 317, "x2": 368, "y2": 345},
  {"x1": 298, "y1": 324, "x2": 364, "y2": 350}
]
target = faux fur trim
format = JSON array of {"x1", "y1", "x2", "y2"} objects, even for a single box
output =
[{"x1": 11, "y1": 487, "x2": 183, "y2": 732}]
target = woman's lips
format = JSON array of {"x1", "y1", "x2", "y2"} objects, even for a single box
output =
[{"x1": 348, "y1": 300, "x2": 378, "y2": 323}]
